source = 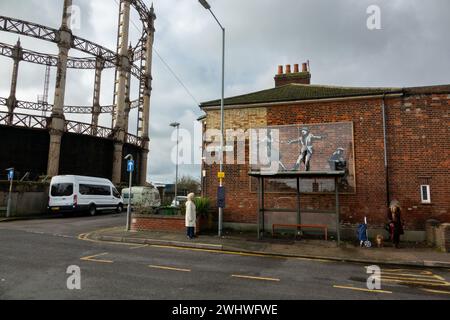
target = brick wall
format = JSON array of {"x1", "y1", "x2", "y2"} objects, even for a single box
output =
[
  {"x1": 386, "y1": 94, "x2": 450, "y2": 229},
  {"x1": 274, "y1": 73, "x2": 311, "y2": 87},
  {"x1": 203, "y1": 93, "x2": 449, "y2": 231},
  {"x1": 205, "y1": 107, "x2": 267, "y2": 129},
  {"x1": 131, "y1": 215, "x2": 184, "y2": 232},
  {"x1": 131, "y1": 215, "x2": 201, "y2": 234}
]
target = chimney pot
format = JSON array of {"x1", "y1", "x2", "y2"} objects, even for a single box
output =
[
  {"x1": 277, "y1": 65, "x2": 283, "y2": 75},
  {"x1": 285, "y1": 64, "x2": 291, "y2": 74},
  {"x1": 302, "y1": 62, "x2": 308, "y2": 72},
  {"x1": 293, "y1": 64, "x2": 299, "y2": 73}
]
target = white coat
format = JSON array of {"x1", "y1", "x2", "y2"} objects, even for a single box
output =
[{"x1": 185, "y1": 200, "x2": 196, "y2": 227}]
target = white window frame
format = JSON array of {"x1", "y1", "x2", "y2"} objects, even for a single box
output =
[{"x1": 420, "y1": 184, "x2": 431, "y2": 204}]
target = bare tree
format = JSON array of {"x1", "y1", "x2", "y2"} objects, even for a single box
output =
[{"x1": 176, "y1": 175, "x2": 201, "y2": 195}]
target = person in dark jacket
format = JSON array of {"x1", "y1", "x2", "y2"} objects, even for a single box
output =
[{"x1": 387, "y1": 200, "x2": 404, "y2": 248}]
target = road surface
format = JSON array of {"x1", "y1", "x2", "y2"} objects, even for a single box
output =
[{"x1": 1, "y1": 213, "x2": 449, "y2": 300}]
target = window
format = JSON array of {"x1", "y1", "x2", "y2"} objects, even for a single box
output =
[
  {"x1": 112, "y1": 188, "x2": 121, "y2": 198},
  {"x1": 420, "y1": 185, "x2": 431, "y2": 204},
  {"x1": 51, "y1": 183, "x2": 73, "y2": 197},
  {"x1": 79, "y1": 184, "x2": 111, "y2": 196},
  {"x1": 122, "y1": 192, "x2": 133, "y2": 199}
]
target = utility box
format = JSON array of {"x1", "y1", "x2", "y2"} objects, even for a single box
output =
[
  {"x1": 435, "y1": 223, "x2": 450, "y2": 253},
  {"x1": 425, "y1": 219, "x2": 441, "y2": 247}
]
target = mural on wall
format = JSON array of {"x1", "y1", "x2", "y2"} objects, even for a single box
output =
[{"x1": 250, "y1": 122, "x2": 356, "y2": 193}]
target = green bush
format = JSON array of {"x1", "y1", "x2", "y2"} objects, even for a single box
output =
[
  {"x1": 156, "y1": 206, "x2": 181, "y2": 216},
  {"x1": 194, "y1": 197, "x2": 210, "y2": 218}
]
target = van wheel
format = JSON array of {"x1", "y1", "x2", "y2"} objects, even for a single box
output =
[
  {"x1": 88, "y1": 204, "x2": 97, "y2": 216},
  {"x1": 116, "y1": 204, "x2": 123, "y2": 213}
]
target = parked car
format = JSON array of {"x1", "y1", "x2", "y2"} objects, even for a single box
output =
[
  {"x1": 121, "y1": 186, "x2": 161, "y2": 209},
  {"x1": 48, "y1": 175, "x2": 123, "y2": 216},
  {"x1": 171, "y1": 196, "x2": 188, "y2": 208}
]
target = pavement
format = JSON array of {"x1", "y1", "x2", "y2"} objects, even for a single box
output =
[
  {"x1": 84, "y1": 226, "x2": 450, "y2": 269},
  {"x1": 1, "y1": 214, "x2": 450, "y2": 299}
]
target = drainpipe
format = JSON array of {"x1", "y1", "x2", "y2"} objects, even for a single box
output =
[{"x1": 381, "y1": 94, "x2": 390, "y2": 206}]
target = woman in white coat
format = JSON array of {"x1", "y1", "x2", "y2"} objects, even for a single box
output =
[{"x1": 185, "y1": 193, "x2": 196, "y2": 239}]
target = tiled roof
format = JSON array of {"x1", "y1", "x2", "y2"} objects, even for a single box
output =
[{"x1": 200, "y1": 83, "x2": 402, "y2": 108}]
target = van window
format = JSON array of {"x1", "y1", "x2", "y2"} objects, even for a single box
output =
[
  {"x1": 79, "y1": 184, "x2": 111, "y2": 196},
  {"x1": 51, "y1": 183, "x2": 73, "y2": 197},
  {"x1": 112, "y1": 188, "x2": 121, "y2": 198},
  {"x1": 123, "y1": 193, "x2": 133, "y2": 199}
]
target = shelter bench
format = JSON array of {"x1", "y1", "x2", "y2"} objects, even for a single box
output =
[{"x1": 272, "y1": 223, "x2": 328, "y2": 240}]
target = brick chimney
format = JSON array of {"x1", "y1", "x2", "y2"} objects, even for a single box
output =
[{"x1": 274, "y1": 62, "x2": 311, "y2": 87}]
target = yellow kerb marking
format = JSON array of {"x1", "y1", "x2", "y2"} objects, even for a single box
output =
[
  {"x1": 77, "y1": 231, "x2": 142, "y2": 247},
  {"x1": 379, "y1": 277, "x2": 450, "y2": 286},
  {"x1": 129, "y1": 244, "x2": 149, "y2": 249},
  {"x1": 381, "y1": 272, "x2": 443, "y2": 279},
  {"x1": 422, "y1": 288, "x2": 450, "y2": 295},
  {"x1": 150, "y1": 244, "x2": 331, "y2": 263},
  {"x1": 377, "y1": 268, "x2": 433, "y2": 275},
  {"x1": 333, "y1": 285, "x2": 392, "y2": 294}
]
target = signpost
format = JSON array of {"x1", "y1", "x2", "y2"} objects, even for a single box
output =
[
  {"x1": 217, "y1": 171, "x2": 225, "y2": 209},
  {"x1": 6, "y1": 168, "x2": 14, "y2": 218},
  {"x1": 125, "y1": 155, "x2": 134, "y2": 231},
  {"x1": 127, "y1": 159, "x2": 134, "y2": 173}
]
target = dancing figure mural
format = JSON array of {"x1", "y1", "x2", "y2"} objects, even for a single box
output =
[{"x1": 287, "y1": 127, "x2": 322, "y2": 171}]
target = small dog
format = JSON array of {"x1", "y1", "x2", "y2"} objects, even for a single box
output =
[{"x1": 375, "y1": 234, "x2": 384, "y2": 248}]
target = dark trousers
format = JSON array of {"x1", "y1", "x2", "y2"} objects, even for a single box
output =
[
  {"x1": 392, "y1": 232, "x2": 400, "y2": 247},
  {"x1": 186, "y1": 227, "x2": 195, "y2": 239}
]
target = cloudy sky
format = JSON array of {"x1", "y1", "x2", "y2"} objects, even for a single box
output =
[{"x1": 0, "y1": 0, "x2": 449, "y2": 184}]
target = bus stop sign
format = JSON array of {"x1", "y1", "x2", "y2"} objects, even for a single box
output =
[{"x1": 217, "y1": 186, "x2": 225, "y2": 208}]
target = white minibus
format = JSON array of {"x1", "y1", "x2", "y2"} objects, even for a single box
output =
[{"x1": 48, "y1": 175, "x2": 123, "y2": 215}]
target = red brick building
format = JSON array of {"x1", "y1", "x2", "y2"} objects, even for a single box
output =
[{"x1": 199, "y1": 63, "x2": 449, "y2": 240}]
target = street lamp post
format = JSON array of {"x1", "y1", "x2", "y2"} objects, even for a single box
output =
[
  {"x1": 170, "y1": 122, "x2": 180, "y2": 206},
  {"x1": 199, "y1": 0, "x2": 225, "y2": 237},
  {"x1": 124, "y1": 154, "x2": 134, "y2": 231}
]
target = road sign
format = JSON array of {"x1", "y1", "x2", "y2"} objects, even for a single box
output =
[
  {"x1": 127, "y1": 160, "x2": 135, "y2": 173},
  {"x1": 217, "y1": 171, "x2": 225, "y2": 179},
  {"x1": 7, "y1": 169, "x2": 14, "y2": 181}
]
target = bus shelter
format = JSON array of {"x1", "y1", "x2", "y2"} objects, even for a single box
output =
[{"x1": 248, "y1": 170, "x2": 346, "y2": 245}]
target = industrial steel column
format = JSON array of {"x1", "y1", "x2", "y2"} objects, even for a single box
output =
[
  {"x1": 47, "y1": 0, "x2": 72, "y2": 177},
  {"x1": 123, "y1": 72, "x2": 131, "y2": 133},
  {"x1": 139, "y1": 7, "x2": 156, "y2": 185},
  {"x1": 123, "y1": 46, "x2": 133, "y2": 134},
  {"x1": 91, "y1": 57, "x2": 104, "y2": 134},
  {"x1": 6, "y1": 39, "x2": 22, "y2": 125},
  {"x1": 112, "y1": 0, "x2": 131, "y2": 184}
]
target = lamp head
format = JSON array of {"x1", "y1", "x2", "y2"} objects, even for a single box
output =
[
  {"x1": 170, "y1": 122, "x2": 180, "y2": 128},
  {"x1": 199, "y1": 0, "x2": 211, "y2": 10},
  {"x1": 124, "y1": 154, "x2": 133, "y2": 161}
]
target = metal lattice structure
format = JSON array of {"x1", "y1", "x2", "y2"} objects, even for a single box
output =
[{"x1": 0, "y1": 0, "x2": 156, "y2": 184}]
